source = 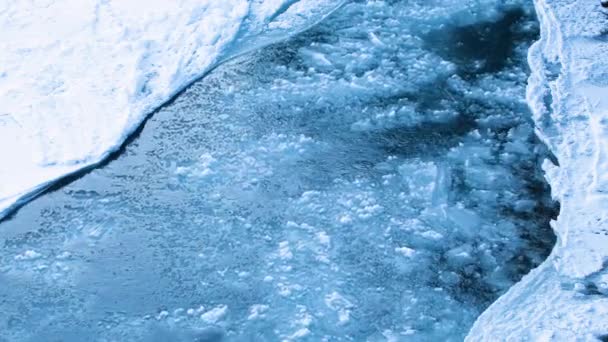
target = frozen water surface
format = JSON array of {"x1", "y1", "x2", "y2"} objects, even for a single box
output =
[{"x1": 0, "y1": 0, "x2": 557, "y2": 341}]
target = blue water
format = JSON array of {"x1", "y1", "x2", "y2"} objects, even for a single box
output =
[{"x1": 0, "y1": 1, "x2": 556, "y2": 341}]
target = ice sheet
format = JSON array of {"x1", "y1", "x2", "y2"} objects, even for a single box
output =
[{"x1": 0, "y1": 0, "x2": 341, "y2": 220}]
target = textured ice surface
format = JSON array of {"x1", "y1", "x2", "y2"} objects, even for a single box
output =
[
  {"x1": 0, "y1": 0, "x2": 342, "y2": 219},
  {"x1": 467, "y1": 0, "x2": 608, "y2": 340},
  {"x1": 0, "y1": 0, "x2": 557, "y2": 341}
]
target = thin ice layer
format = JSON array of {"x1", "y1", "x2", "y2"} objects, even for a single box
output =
[
  {"x1": 0, "y1": 0, "x2": 341, "y2": 219},
  {"x1": 467, "y1": 0, "x2": 608, "y2": 340}
]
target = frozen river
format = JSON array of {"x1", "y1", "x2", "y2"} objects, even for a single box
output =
[{"x1": 0, "y1": 1, "x2": 557, "y2": 340}]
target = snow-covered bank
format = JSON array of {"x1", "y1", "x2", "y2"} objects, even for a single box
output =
[
  {"x1": 467, "y1": 0, "x2": 608, "y2": 340},
  {"x1": 0, "y1": 0, "x2": 341, "y2": 220}
]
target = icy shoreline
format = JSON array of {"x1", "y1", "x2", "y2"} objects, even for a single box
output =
[
  {"x1": 467, "y1": 0, "x2": 608, "y2": 339},
  {"x1": 0, "y1": 0, "x2": 342, "y2": 220}
]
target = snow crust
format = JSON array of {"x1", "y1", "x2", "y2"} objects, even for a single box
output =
[
  {"x1": 0, "y1": 0, "x2": 341, "y2": 219},
  {"x1": 467, "y1": 0, "x2": 608, "y2": 340}
]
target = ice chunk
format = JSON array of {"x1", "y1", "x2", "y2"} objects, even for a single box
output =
[{"x1": 200, "y1": 305, "x2": 228, "y2": 323}]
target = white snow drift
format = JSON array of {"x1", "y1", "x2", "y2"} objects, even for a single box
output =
[
  {"x1": 467, "y1": 0, "x2": 608, "y2": 340},
  {"x1": 0, "y1": 0, "x2": 341, "y2": 219}
]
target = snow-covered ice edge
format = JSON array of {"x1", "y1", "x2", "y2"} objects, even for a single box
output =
[
  {"x1": 467, "y1": 0, "x2": 608, "y2": 340},
  {"x1": 0, "y1": 0, "x2": 343, "y2": 220}
]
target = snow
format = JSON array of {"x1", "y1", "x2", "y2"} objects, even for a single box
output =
[
  {"x1": 467, "y1": 0, "x2": 608, "y2": 340},
  {"x1": 0, "y1": 0, "x2": 343, "y2": 220}
]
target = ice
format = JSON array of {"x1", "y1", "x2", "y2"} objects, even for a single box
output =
[
  {"x1": 0, "y1": 0, "x2": 558, "y2": 341},
  {"x1": 0, "y1": 0, "x2": 343, "y2": 220},
  {"x1": 200, "y1": 305, "x2": 229, "y2": 324},
  {"x1": 467, "y1": 0, "x2": 608, "y2": 340}
]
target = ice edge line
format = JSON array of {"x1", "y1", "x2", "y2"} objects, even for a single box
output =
[{"x1": 0, "y1": 1, "x2": 346, "y2": 223}]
